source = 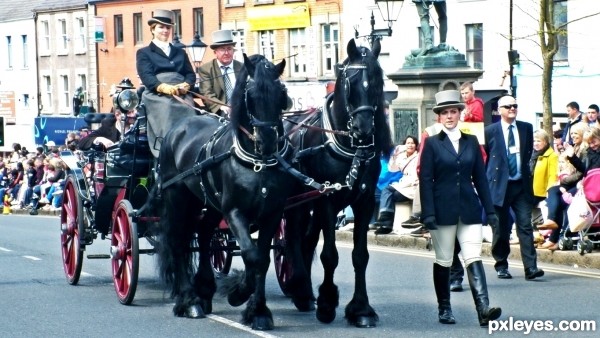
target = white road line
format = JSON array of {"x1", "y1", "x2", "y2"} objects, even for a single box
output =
[
  {"x1": 207, "y1": 314, "x2": 280, "y2": 338},
  {"x1": 22, "y1": 255, "x2": 41, "y2": 261},
  {"x1": 81, "y1": 272, "x2": 93, "y2": 277},
  {"x1": 0, "y1": 246, "x2": 12, "y2": 252},
  {"x1": 336, "y1": 242, "x2": 600, "y2": 279}
]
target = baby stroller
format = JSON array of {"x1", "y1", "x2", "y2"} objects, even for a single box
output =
[{"x1": 560, "y1": 168, "x2": 600, "y2": 254}]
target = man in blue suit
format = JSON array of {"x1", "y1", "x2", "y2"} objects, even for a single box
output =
[{"x1": 484, "y1": 95, "x2": 544, "y2": 280}]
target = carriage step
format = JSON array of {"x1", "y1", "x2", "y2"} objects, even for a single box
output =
[{"x1": 87, "y1": 254, "x2": 111, "y2": 259}]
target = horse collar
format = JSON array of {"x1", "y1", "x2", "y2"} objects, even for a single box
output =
[{"x1": 231, "y1": 134, "x2": 292, "y2": 172}]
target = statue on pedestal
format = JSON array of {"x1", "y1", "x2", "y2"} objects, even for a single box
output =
[{"x1": 405, "y1": 0, "x2": 466, "y2": 68}]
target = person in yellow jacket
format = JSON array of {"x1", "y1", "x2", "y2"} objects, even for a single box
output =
[
  {"x1": 531, "y1": 129, "x2": 559, "y2": 201},
  {"x1": 530, "y1": 129, "x2": 559, "y2": 250}
]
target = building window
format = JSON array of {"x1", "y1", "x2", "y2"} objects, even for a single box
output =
[
  {"x1": 23, "y1": 94, "x2": 30, "y2": 108},
  {"x1": 173, "y1": 10, "x2": 182, "y2": 40},
  {"x1": 76, "y1": 17, "x2": 86, "y2": 50},
  {"x1": 44, "y1": 76, "x2": 52, "y2": 108},
  {"x1": 259, "y1": 30, "x2": 275, "y2": 61},
  {"x1": 322, "y1": 23, "x2": 339, "y2": 76},
  {"x1": 21, "y1": 35, "x2": 28, "y2": 68},
  {"x1": 289, "y1": 28, "x2": 307, "y2": 76},
  {"x1": 232, "y1": 29, "x2": 246, "y2": 61},
  {"x1": 114, "y1": 15, "x2": 124, "y2": 45},
  {"x1": 61, "y1": 75, "x2": 70, "y2": 109},
  {"x1": 134, "y1": 13, "x2": 143, "y2": 44},
  {"x1": 41, "y1": 20, "x2": 50, "y2": 51},
  {"x1": 193, "y1": 8, "x2": 204, "y2": 39},
  {"x1": 554, "y1": 0, "x2": 568, "y2": 62},
  {"x1": 6, "y1": 36, "x2": 12, "y2": 69},
  {"x1": 227, "y1": 0, "x2": 244, "y2": 5},
  {"x1": 59, "y1": 19, "x2": 68, "y2": 50},
  {"x1": 465, "y1": 24, "x2": 483, "y2": 69},
  {"x1": 78, "y1": 74, "x2": 87, "y2": 92}
]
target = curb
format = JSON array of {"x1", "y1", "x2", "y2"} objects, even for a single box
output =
[
  {"x1": 335, "y1": 230, "x2": 600, "y2": 270},
  {"x1": 4, "y1": 208, "x2": 61, "y2": 217},
  {"x1": 7, "y1": 208, "x2": 599, "y2": 271}
]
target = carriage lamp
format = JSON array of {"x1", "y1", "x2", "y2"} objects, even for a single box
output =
[{"x1": 112, "y1": 89, "x2": 139, "y2": 114}]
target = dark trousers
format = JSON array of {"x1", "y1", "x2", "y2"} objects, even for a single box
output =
[
  {"x1": 378, "y1": 185, "x2": 410, "y2": 214},
  {"x1": 492, "y1": 180, "x2": 538, "y2": 271},
  {"x1": 546, "y1": 185, "x2": 577, "y2": 243}
]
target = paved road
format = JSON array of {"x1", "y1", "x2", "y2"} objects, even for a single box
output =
[{"x1": 1, "y1": 214, "x2": 599, "y2": 337}]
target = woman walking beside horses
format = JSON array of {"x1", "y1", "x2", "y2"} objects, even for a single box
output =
[
  {"x1": 419, "y1": 90, "x2": 501, "y2": 326},
  {"x1": 136, "y1": 9, "x2": 196, "y2": 157}
]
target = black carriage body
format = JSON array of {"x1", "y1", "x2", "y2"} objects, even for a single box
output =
[{"x1": 60, "y1": 125, "x2": 153, "y2": 237}]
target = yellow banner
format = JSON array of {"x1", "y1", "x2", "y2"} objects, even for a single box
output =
[
  {"x1": 248, "y1": 4, "x2": 310, "y2": 31},
  {"x1": 459, "y1": 121, "x2": 485, "y2": 144}
]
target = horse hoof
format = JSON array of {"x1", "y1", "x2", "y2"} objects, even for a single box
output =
[
  {"x1": 353, "y1": 316, "x2": 377, "y2": 328},
  {"x1": 252, "y1": 317, "x2": 274, "y2": 331},
  {"x1": 228, "y1": 293, "x2": 246, "y2": 307},
  {"x1": 293, "y1": 298, "x2": 315, "y2": 312},
  {"x1": 316, "y1": 307, "x2": 336, "y2": 324},
  {"x1": 185, "y1": 304, "x2": 206, "y2": 318},
  {"x1": 200, "y1": 299, "x2": 213, "y2": 315}
]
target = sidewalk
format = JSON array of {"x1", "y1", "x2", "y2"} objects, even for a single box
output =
[{"x1": 335, "y1": 224, "x2": 600, "y2": 270}]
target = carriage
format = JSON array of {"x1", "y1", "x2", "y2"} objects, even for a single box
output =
[
  {"x1": 59, "y1": 98, "x2": 158, "y2": 305},
  {"x1": 58, "y1": 63, "x2": 296, "y2": 307},
  {"x1": 59, "y1": 42, "x2": 385, "y2": 330}
]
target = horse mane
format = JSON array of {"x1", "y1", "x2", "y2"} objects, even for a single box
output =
[{"x1": 229, "y1": 54, "x2": 285, "y2": 133}]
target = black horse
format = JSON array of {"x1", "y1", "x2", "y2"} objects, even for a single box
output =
[
  {"x1": 156, "y1": 54, "x2": 295, "y2": 330},
  {"x1": 283, "y1": 39, "x2": 392, "y2": 327}
]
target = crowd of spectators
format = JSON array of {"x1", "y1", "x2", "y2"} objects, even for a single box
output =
[{"x1": 1, "y1": 133, "x2": 79, "y2": 215}]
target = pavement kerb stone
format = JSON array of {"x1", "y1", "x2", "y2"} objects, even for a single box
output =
[
  {"x1": 335, "y1": 230, "x2": 600, "y2": 271},
  {"x1": 8, "y1": 208, "x2": 599, "y2": 271}
]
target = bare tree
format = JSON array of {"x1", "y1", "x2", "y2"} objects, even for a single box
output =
[{"x1": 538, "y1": 0, "x2": 560, "y2": 135}]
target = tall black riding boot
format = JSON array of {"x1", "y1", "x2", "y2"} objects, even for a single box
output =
[
  {"x1": 466, "y1": 261, "x2": 502, "y2": 327},
  {"x1": 433, "y1": 263, "x2": 455, "y2": 324}
]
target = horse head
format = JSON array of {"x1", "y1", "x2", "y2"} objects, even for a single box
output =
[
  {"x1": 333, "y1": 39, "x2": 386, "y2": 149},
  {"x1": 231, "y1": 54, "x2": 287, "y2": 160}
]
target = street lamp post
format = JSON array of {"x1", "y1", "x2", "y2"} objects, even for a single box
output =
[
  {"x1": 360, "y1": 0, "x2": 404, "y2": 47},
  {"x1": 173, "y1": 32, "x2": 207, "y2": 91}
]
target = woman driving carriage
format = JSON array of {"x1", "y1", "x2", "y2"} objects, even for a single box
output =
[{"x1": 135, "y1": 9, "x2": 196, "y2": 158}]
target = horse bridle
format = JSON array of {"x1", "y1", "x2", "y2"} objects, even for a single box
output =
[
  {"x1": 239, "y1": 76, "x2": 287, "y2": 154},
  {"x1": 339, "y1": 56, "x2": 377, "y2": 148}
]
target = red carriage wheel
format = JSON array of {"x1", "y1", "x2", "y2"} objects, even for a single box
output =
[
  {"x1": 111, "y1": 200, "x2": 139, "y2": 305},
  {"x1": 60, "y1": 175, "x2": 84, "y2": 285},
  {"x1": 210, "y1": 227, "x2": 233, "y2": 276},
  {"x1": 273, "y1": 218, "x2": 292, "y2": 297}
]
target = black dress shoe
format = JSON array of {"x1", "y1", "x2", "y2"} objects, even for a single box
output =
[
  {"x1": 374, "y1": 226, "x2": 393, "y2": 235},
  {"x1": 496, "y1": 269, "x2": 512, "y2": 279},
  {"x1": 525, "y1": 267, "x2": 545, "y2": 280},
  {"x1": 449, "y1": 279, "x2": 463, "y2": 292}
]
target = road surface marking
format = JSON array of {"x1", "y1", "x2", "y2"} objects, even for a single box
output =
[
  {"x1": 22, "y1": 255, "x2": 41, "y2": 261},
  {"x1": 207, "y1": 314, "x2": 280, "y2": 338},
  {"x1": 0, "y1": 246, "x2": 12, "y2": 252}
]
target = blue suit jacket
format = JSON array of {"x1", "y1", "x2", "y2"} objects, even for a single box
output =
[
  {"x1": 419, "y1": 131, "x2": 495, "y2": 225},
  {"x1": 136, "y1": 42, "x2": 196, "y2": 92},
  {"x1": 484, "y1": 120, "x2": 534, "y2": 206}
]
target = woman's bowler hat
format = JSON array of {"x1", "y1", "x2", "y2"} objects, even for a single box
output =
[
  {"x1": 148, "y1": 9, "x2": 174, "y2": 26},
  {"x1": 432, "y1": 90, "x2": 465, "y2": 114}
]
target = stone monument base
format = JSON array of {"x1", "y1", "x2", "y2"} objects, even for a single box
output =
[{"x1": 386, "y1": 57, "x2": 484, "y2": 144}]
